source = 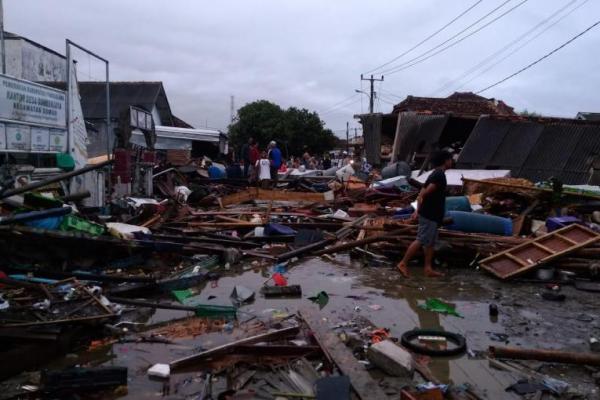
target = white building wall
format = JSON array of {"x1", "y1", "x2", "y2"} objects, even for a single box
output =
[
  {"x1": 4, "y1": 37, "x2": 66, "y2": 82},
  {"x1": 21, "y1": 40, "x2": 66, "y2": 81},
  {"x1": 5, "y1": 39, "x2": 23, "y2": 78},
  {"x1": 151, "y1": 105, "x2": 162, "y2": 126}
]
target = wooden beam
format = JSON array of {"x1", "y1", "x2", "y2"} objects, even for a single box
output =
[
  {"x1": 219, "y1": 188, "x2": 332, "y2": 206},
  {"x1": 299, "y1": 309, "x2": 388, "y2": 400},
  {"x1": 169, "y1": 326, "x2": 300, "y2": 370}
]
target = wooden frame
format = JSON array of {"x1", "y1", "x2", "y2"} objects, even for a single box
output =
[{"x1": 479, "y1": 224, "x2": 600, "y2": 280}]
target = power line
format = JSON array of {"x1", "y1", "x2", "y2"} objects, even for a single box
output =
[
  {"x1": 379, "y1": 88, "x2": 404, "y2": 100},
  {"x1": 363, "y1": 0, "x2": 483, "y2": 74},
  {"x1": 432, "y1": 0, "x2": 582, "y2": 95},
  {"x1": 477, "y1": 19, "x2": 600, "y2": 93},
  {"x1": 320, "y1": 97, "x2": 362, "y2": 116},
  {"x1": 319, "y1": 93, "x2": 359, "y2": 114},
  {"x1": 382, "y1": 0, "x2": 530, "y2": 76},
  {"x1": 377, "y1": 0, "x2": 513, "y2": 75},
  {"x1": 453, "y1": 0, "x2": 589, "y2": 93}
]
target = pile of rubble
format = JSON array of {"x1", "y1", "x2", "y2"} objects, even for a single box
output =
[{"x1": 1, "y1": 160, "x2": 600, "y2": 399}]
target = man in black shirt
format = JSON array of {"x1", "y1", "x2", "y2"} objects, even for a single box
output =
[
  {"x1": 240, "y1": 137, "x2": 254, "y2": 177},
  {"x1": 397, "y1": 151, "x2": 452, "y2": 278}
]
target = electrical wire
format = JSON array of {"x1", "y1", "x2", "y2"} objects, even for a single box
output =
[
  {"x1": 363, "y1": 0, "x2": 484, "y2": 75},
  {"x1": 381, "y1": 0, "x2": 530, "y2": 76},
  {"x1": 452, "y1": 0, "x2": 590, "y2": 93},
  {"x1": 477, "y1": 19, "x2": 600, "y2": 93},
  {"x1": 319, "y1": 93, "x2": 359, "y2": 114},
  {"x1": 379, "y1": 88, "x2": 404, "y2": 100},
  {"x1": 377, "y1": 0, "x2": 513, "y2": 74},
  {"x1": 320, "y1": 97, "x2": 362, "y2": 116},
  {"x1": 432, "y1": 0, "x2": 582, "y2": 95}
]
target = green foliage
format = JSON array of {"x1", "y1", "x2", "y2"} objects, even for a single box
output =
[
  {"x1": 228, "y1": 100, "x2": 336, "y2": 157},
  {"x1": 519, "y1": 109, "x2": 542, "y2": 117}
]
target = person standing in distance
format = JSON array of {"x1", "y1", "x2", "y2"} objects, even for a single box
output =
[
  {"x1": 397, "y1": 150, "x2": 453, "y2": 278},
  {"x1": 267, "y1": 140, "x2": 282, "y2": 187},
  {"x1": 241, "y1": 137, "x2": 254, "y2": 178}
]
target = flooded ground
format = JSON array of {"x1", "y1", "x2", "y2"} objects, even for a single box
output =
[{"x1": 13, "y1": 254, "x2": 600, "y2": 399}]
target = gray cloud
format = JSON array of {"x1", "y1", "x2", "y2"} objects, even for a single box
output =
[{"x1": 6, "y1": 0, "x2": 600, "y2": 135}]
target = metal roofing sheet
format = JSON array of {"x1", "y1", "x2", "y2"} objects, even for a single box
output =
[
  {"x1": 458, "y1": 117, "x2": 600, "y2": 184},
  {"x1": 456, "y1": 117, "x2": 510, "y2": 166},
  {"x1": 489, "y1": 121, "x2": 543, "y2": 169},
  {"x1": 394, "y1": 112, "x2": 448, "y2": 162}
]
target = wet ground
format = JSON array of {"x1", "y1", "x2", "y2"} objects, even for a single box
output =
[{"x1": 12, "y1": 254, "x2": 600, "y2": 399}]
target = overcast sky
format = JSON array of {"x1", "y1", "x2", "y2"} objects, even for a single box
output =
[{"x1": 6, "y1": 0, "x2": 600, "y2": 136}]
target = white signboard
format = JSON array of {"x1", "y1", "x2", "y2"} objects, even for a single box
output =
[
  {"x1": 31, "y1": 126, "x2": 50, "y2": 151},
  {"x1": 49, "y1": 129, "x2": 67, "y2": 152},
  {"x1": 0, "y1": 74, "x2": 66, "y2": 128},
  {"x1": 0, "y1": 123, "x2": 5, "y2": 150},
  {"x1": 6, "y1": 124, "x2": 31, "y2": 151}
]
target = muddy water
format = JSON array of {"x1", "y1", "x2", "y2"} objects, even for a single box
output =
[{"x1": 50, "y1": 254, "x2": 600, "y2": 399}]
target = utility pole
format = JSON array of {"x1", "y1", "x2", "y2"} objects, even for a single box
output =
[
  {"x1": 360, "y1": 74, "x2": 384, "y2": 114},
  {"x1": 346, "y1": 121, "x2": 349, "y2": 153},
  {"x1": 230, "y1": 95, "x2": 235, "y2": 124},
  {"x1": 354, "y1": 127, "x2": 358, "y2": 140},
  {"x1": 0, "y1": 0, "x2": 6, "y2": 74}
]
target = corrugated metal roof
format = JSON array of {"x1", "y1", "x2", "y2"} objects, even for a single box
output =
[
  {"x1": 518, "y1": 123, "x2": 584, "y2": 182},
  {"x1": 489, "y1": 121, "x2": 543, "y2": 168},
  {"x1": 44, "y1": 81, "x2": 175, "y2": 126},
  {"x1": 392, "y1": 112, "x2": 449, "y2": 162},
  {"x1": 457, "y1": 116, "x2": 600, "y2": 184},
  {"x1": 457, "y1": 117, "x2": 510, "y2": 166}
]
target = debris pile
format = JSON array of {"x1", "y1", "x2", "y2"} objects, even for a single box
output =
[{"x1": 2, "y1": 159, "x2": 600, "y2": 398}]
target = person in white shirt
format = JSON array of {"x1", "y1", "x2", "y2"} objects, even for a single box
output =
[{"x1": 255, "y1": 150, "x2": 271, "y2": 188}]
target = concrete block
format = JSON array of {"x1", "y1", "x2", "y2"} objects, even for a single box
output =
[{"x1": 367, "y1": 340, "x2": 414, "y2": 377}]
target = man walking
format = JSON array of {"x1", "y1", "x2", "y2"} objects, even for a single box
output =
[
  {"x1": 397, "y1": 150, "x2": 452, "y2": 278},
  {"x1": 267, "y1": 140, "x2": 282, "y2": 187},
  {"x1": 240, "y1": 137, "x2": 254, "y2": 178}
]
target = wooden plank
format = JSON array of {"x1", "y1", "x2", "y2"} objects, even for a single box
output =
[
  {"x1": 299, "y1": 308, "x2": 388, "y2": 400},
  {"x1": 219, "y1": 189, "x2": 257, "y2": 206},
  {"x1": 531, "y1": 241, "x2": 556, "y2": 255},
  {"x1": 480, "y1": 224, "x2": 600, "y2": 280},
  {"x1": 504, "y1": 252, "x2": 530, "y2": 267},
  {"x1": 554, "y1": 233, "x2": 578, "y2": 245},
  {"x1": 219, "y1": 188, "x2": 332, "y2": 207},
  {"x1": 257, "y1": 188, "x2": 331, "y2": 203},
  {"x1": 169, "y1": 326, "x2": 300, "y2": 370}
]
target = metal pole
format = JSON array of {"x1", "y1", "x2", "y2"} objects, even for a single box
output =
[
  {"x1": 105, "y1": 60, "x2": 111, "y2": 199},
  {"x1": 65, "y1": 40, "x2": 70, "y2": 147},
  {"x1": 345, "y1": 121, "x2": 349, "y2": 153},
  {"x1": 369, "y1": 75, "x2": 374, "y2": 114},
  {"x1": 0, "y1": 0, "x2": 6, "y2": 74}
]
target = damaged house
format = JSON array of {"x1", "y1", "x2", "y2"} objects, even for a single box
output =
[
  {"x1": 360, "y1": 92, "x2": 600, "y2": 185},
  {"x1": 357, "y1": 92, "x2": 515, "y2": 167}
]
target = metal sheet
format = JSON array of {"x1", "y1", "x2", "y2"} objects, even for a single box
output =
[
  {"x1": 392, "y1": 112, "x2": 448, "y2": 162},
  {"x1": 457, "y1": 117, "x2": 510, "y2": 166},
  {"x1": 361, "y1": 114, "x2": 382, "y2": 165}
]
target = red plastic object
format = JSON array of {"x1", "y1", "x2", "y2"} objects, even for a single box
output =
[{"x1": 272, "y1": 273, "x2": 287, "y2": 287}]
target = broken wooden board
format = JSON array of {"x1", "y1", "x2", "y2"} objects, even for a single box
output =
[
  {"x1": 299, "y1": 308, "x2": 388, "y2": 400},
  {"x1": 480, "y1": 224, "x2": 600, "y2": 280},
  {"x1": 169, "y1": 325, "x2": 300, "y2": 370},
  {"x1": 219, "y1": 188, "x2": 333, "y2": 206}
]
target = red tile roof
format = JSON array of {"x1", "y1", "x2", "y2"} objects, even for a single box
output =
[{"x1": 392, "y1": 92, "x2": 515, "y2": 116}]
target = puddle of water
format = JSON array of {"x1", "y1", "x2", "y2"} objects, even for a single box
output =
[
  {"x1": 39, "y1": 254, "x2": 571, "y2": 399},
  {"x1": 42, "y1": 255, "x2": 590, "y2": 399}
]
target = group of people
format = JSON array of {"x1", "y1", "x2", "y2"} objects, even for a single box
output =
[
  {"x1": 240, "y1": 138, "x2": 282, "y2": 187},
  {"x1": 239, "y1": 138, "x2": 362, "y2": 185},
  {"x1": 236, "y1": 136, "x2": 453, "y2": 280}
]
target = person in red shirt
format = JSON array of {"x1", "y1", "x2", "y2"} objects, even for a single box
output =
[{"x1": 249, "y1": 142, "x2": 260, "y2": 181}]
